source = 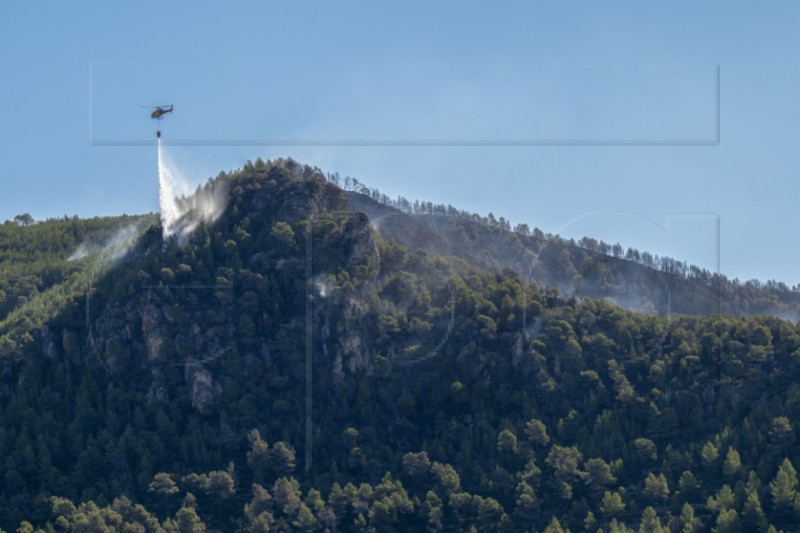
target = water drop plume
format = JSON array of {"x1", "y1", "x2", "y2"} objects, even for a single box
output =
[{"x1": 157, "y1": 139, "x2": 228, "y2": 243}]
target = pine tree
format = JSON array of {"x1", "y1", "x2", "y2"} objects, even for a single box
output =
[
  {"x1": 679, "y1": 502, "x2": 701, "y2": 533},
  {"x1": 268, "y1": 441, "x2": 296, "y2": 477},
  {"x1": 584, "y1": 511, "x2": 597, "y2": 531},
  {"x1": 678, "y1": 470, "x2": 701, "y2": 503},
  {"x1": 713, "y1": 509, "x2": 740, "y2": 533},
  {"x1": 422, "y1": 491, "x2": 443, "y2": 532},
  {"x1": 205, "y1": 466, "x2": 236, "y2": 499},
  {"x1": 634, "y1": 438, "x2": 658, "y2": 464},
  {"x1": 584, "y1": 458, "x2": 617, "y2": 498},
  {"x1": 601, "y1": 490, "x2": 626, "y2": 518},
  {"x1": 402, "y1": 451, "x2": 432, "y2": 480},
  {"x1": 769, "y1": 417, "x2": 794, "y2": 452},
  {"x1": 497, "y1": 429, "x2": 519, "y2": 454},
  {"x1": 246, "y1": 429, "x2": 270, "y2": 482},
  {"x1": 643, "y1": 473, "x2": 669, "y2": 506},
  {"x1": 608, "y1": 518, "x2": 636, "y2": 533},
  {"x1": 149, "y1": 473, "x2": 179, "y2": 511},
  {"x1": 168, "y1": 493, "x2": 206, "y2": 533},
  {"x1": 770, "y1": 458, "x2": 800, "y2": 520},
  {"x1": 741, "y1": 488, "x2": 767, "y2": 532},
  {"x1": 524, "y1": 419, "x2": 550, "y2": 449},
  {"x1": 292, "y1": 503, "x2": 317, "y2": 532},
  {"x1": 723, "y1": 448, "x2": 742, "y2": 478},
  {"x1": 545, "y1": 445, "x2": 583, "y2": 500},
  {"x1": 638, "y1": 506, "x2": 668, "y2": 533},
  {"x1": 431, "y1": 462, "x2": 461, "y2": 495},
  {"x1": 701, "y1": 442, "x2": 720, "y2": 467},
  {"x1": 706, "y1": 485, "x2": 734, "y2": 514},
  {"x1": 514, "y1": 480, "x2": 539, "y2": 523},
  {"x1": 543, "y1": 516, "x2": 567, "y2": 533}
]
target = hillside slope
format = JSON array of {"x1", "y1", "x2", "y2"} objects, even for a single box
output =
[
  {"x1": 1, "y1": 159, "x2": 800, "y2": 531},
  {"x1": 345, "y1": 190, "x2": 800, "y2": 321}
]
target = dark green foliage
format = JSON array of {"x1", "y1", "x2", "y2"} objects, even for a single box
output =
[
  {"x1": 344, "y1": 187, "x2": 800, "y2": 321},
  {"x1": 3, "y1": 158, "x2": 800, "y2": 531},
  {"x1": 0, "y1": 213, "x2": 154, "y2": 353}
]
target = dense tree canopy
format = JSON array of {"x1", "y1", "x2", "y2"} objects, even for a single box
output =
[{"x1": 2, "y1": 158, "x2": 800, "y2": 531}]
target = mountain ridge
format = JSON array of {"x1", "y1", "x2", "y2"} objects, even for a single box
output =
[
  {"x1": 343, "y1": 188, "x2": 800, "y2": 321},
  {"x1": 2, "y1": 158, "x2": 800, "y2": 531}
]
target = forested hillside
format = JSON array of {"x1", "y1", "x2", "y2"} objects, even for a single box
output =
[
  {"x1": 2, "y1": 159, "x2": 800, "y2": 532},
  {"x1": 0, "y1": 214, "x2": 154, "y2": 357},
  {"x1": 344, "y1": 189, "x2": 800, "y2": 321}
]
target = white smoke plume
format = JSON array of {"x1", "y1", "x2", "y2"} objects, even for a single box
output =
[
  {"x1": 158, "y1": 139, "x2": 228, "y2": 243},
  {"x1": 314, "y1": 274, "x2": 333, "y2": 298},
  {"x1": 68, "y1": 222, "x2": 146, "y2": 264}
]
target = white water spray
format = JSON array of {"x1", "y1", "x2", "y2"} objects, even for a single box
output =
[
  {"x1": 68, "y1": 222, "x2": 145, "y2": 264},
  {"x1": 157, "y1": 139, "x2": 228, "y2": 243},
  {"x1": 157, "y1": 138, "x2": 183, "y2": 238}
]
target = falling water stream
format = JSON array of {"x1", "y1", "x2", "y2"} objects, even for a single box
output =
[
  {"x1": 157, "y1": 138, "x2": 181, "y2": 239},
  {"x1": 157, "y1": 139, "x2": 228, "y2": 243}
]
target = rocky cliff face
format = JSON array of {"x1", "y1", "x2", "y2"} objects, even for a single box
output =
[
  {"x1": 312, "y1": 212, "x2": 380, "y2": 383},
  {"x1": 324, "y1": 295, "x2": 372, "y2": 383},
  {"x1": 25, "y1": 161, "x2": 384, "y2": 413},
  {"x1": 184, "y1": 359, "x2": 220, "y2": 413}
]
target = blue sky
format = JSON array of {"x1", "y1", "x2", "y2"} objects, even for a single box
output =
[{"x1": 1, "y1": 2, "x2": 799, "y2": 285}]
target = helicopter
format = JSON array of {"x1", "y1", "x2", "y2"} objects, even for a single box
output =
[{"x1": 142, "y1": 105, "x2": 173, "y2": 138}]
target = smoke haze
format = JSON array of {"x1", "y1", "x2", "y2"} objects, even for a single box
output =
[{"x1": 68, "y1": 222, "x2": 146, "y2": 265}]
